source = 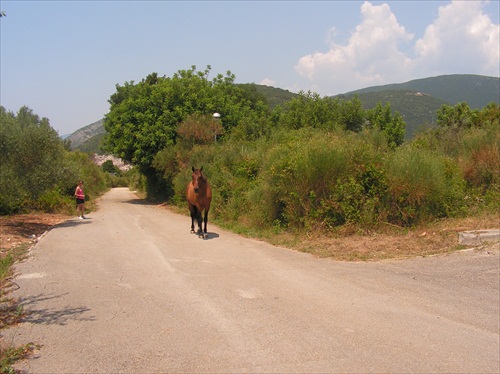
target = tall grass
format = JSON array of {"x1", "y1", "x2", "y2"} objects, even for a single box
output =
[
  {"x1": 458, "y1": 122, "x2": 500, "y2": 188},
  {"x1": 384, "y1": 147, "x2": 465, "y2": 225}
]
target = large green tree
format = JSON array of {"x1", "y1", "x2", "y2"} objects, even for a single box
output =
[
  {"x1": 103, "y1": 66, "x2": 270, "y2": 197},
  {"x1": 104, "y1": 66, "x2": 267, "y2": 172},
  {"x1": 276, "y1": 91, "x2": 338, "y2": 130}
]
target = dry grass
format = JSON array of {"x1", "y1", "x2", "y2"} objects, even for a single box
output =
[
  {"x1": 266, "y1": 211, "x2": 499, "y2": 261},
  {"x1": 164, "y1": 202, "x2": 499, "y2": 261},
  {"x1": 0, "y1": 213, "x2": 70, "y2": 252},
  {"x1": 0, "y1": 214, "x2": 65, "y2": 372}
]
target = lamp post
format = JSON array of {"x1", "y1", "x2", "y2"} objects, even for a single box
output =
[{"x1": 212, "y1": 112, "x2": 221, "y2": 143}]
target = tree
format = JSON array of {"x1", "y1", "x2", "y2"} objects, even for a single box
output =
[
  {"x1": 477, "y1": 102, "x2": 500, "y2": 127},
  {"x1": 366, "y1": 103, "x2": 406, "y2": 148},
  {"x1": 276, "y1": 91, "x2": 340, "y2": 130},
  {"x1": 0, "y1": 106, "x2": 67, "y2": 213},
  {"x1": 101, "y1": 160, "x2": 120, "y2": 174},
  {"x1": 177, "y1": 113, "x2": 223, "y2": 147},
  {"x1": 103, "y1": 66, "x2": 270, "y2": 198},
  {"x1": 339, "y1": 95, "x2": 365, "y2": 132},
  {"x1": 437, "y1": 102, "x2": 479, "y2": 129}
]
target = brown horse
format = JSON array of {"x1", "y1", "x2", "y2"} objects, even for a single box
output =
[{"x1": 186, "y1": 166, "x2": 212, "y2": 238}]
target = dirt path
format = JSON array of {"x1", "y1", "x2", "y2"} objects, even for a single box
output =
[{"x1": 4, "y1": 188, "x2": 499, "y2": 373}]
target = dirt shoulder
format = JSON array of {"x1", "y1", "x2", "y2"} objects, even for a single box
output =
[
  {"x1": 277, "y1": 213, "x2": 500, "y2": 261},
  {"x1": 0, "y1": 213, "x2": 72, "y2": 252}
]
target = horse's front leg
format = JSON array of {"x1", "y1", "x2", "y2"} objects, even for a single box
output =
[
  {"x1": 203, "y1": 209, "x2": 209, "y2": 235},
  {"x1": 189, "y1": 205, "x2": 196, "y2": 234},
  {"x1": 196, "y1": 211, "x2": 203, "y2": 238},
  {"x1": 191, "y1": 215, "x2": 196, "y2": 234}
]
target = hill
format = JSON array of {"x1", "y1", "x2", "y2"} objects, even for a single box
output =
[
  {"x1": 76, "y1": 132, "x2": 106, "y2": 154},
  {"x1": 65, "y1": 74, "x2": 498, "y2": 149},
  {"x1": 338, "y1": 90, "x2": 449, "y2": 138},
  {"x1": 347, "y1": 74, "x2": 499, "y2": 109},
  {"x1": 251, "y1": 84, "x2": 297, "y2": 108},
  {"x1": 66, "y1": 119, "x2": 106, "y2": 151}
]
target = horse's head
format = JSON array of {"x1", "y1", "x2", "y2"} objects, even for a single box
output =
[{"x1": 191, "y1": 166, "x2": 205, "y2": 194}]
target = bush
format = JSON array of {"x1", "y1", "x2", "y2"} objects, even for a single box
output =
[
  {"x1": 63, "y1": 152, "x2": 108, "y2": 198},
  {"x1": 384, "y1": 146, "x2": 465, "y2": 225},
  {"x1": 458, "y1": 122, "x2": 500, "y2": 188},
  {"x1": 160, "y1": 104, "x2": 497, "y2": 234},
  {"x1": 37, "y1": 189, "x2": 73, "y2": 213},
  {"x1": 0, "y1": 106, "x2": 66, "y2": 213}
]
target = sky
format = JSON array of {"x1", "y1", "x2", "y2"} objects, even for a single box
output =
[{"x1": 1, "y1": 1, "x2": 499, "y2": 136}]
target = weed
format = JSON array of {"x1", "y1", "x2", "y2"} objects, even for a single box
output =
[
  {"x1": 0, "y1": 343, "x2": 39, "y2": 373},
  {"x1": 0, "y1": 256, "x2": 14, "y2": 283},
  {"x1": 0, "y1": 241, "x2": 37, "y2": 371}
]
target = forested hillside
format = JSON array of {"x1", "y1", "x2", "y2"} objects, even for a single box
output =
[
  {"x1": 250, "y1": 84, "x2": 296, "y2": 108},
  {"x1": 348, "y1": 74, "x2": 499, "y2": 109},
  {"x1": 71, "y1": 74, "x2": 498, "y2": 150},
  {"x1": 66, "y1": 119, "x2": 105, "y2": 150},
  {"x1": 341, "y1": 90, "x2": 449, "y2": 138}
]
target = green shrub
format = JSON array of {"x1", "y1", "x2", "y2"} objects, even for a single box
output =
[
  {"x1": 37, "y1": 189, "x2": 72, "y2": 213},
  {"x1": 458, "y1": 122, "x2": 500, "y2": 188},
  {"x1": 384, "y1": 146, "x2": 465, "y2": 225},
  {"x1": 0, "y1": 165, "x2": 26, "y2": 215},
  {"x1": 162, "y1": 107, "x2": 497, "y2": 233},
  {"x1": 63, "y1": 151, "x2": 108, "y2": 199}
]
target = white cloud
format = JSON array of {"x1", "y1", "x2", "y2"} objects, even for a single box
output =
[
  {"x1": 414, "y1": 0, "x2": 499, "y2": 76},
  {"x1": 260, "y1": 78, "x2": 277, "y2": 87},
  {"x1": 295, "y1": 1, "x2": 414, "y2": 95},
  {"x1": 295, "y1": 0, "x2": 499, "y2": 95}
]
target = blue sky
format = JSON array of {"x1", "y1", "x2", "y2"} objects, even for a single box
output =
[{"x1": 1, "y1": 1, "x2": 499, "y2": 136}]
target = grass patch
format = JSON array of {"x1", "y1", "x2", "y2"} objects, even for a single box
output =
[
  {"x1": 0, "y1": 343, "x2": 39, "y2": 373},
  {"x1": 0, "y1": 256, "x2": 14, "y2": 283},
  {"x1": 0, "y1": 241, "x2": 38, "y2": 372}
]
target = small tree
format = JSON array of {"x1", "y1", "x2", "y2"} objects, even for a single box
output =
[
  {"x1": 366, "y1": 103, "x2": 405, "y2": 148},
  {"x1": 101, "y1": 160, "x2": 120, "y2": 174},
  {"x1": 437, "y1": 102, "x2": 479, "y2": 129},
  {"x1": 177, "y1": 113, "x2": 223, "y2": 147}
]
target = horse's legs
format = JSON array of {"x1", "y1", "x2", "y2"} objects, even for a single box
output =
[
  {"x1": 189, "y1": 204, "x2": 197, "y2": 233},
  {"x1": 196, "y1": 210, "x2": 203, "y2": 237},
  {"x1": 203, "y1": 209, "x2": 209, "y2": 234}
]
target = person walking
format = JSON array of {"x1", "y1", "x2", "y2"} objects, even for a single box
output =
[{"x1": 74, "y1": 180, "x2": 86, "y2": 219}]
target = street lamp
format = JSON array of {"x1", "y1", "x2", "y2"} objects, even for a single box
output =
[{"x1": 212, "y1": 113, "x2": 221, "y2": 142}]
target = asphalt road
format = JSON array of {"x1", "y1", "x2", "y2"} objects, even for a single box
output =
[{"x1": 6, "y1": 188, "x2": 499, "y2": 373}]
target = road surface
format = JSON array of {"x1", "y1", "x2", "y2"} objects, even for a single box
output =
[{"x1": 5, "y1": 188, "x2": 499, "y2": 373}]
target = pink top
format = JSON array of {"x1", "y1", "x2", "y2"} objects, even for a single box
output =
[{"x1": 75, "y1": 186, "x2": 85, "y2": 199}]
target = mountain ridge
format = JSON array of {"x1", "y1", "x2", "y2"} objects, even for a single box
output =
[
  {"x1": 65, "y1": 119, "x2": 106, "y2": 151},
  {"x1": 344, "y1": 74, "x2": 499, "y2": 109},
  {"x1": 66, "y1": 74, "x2": 499, "y2": 151}
]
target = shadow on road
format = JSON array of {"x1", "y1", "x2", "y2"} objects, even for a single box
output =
[
  {"x1": 18, "y1": 293, "x2": 95, "y2": 326},
  {"x1": 54, "y1": 219, "x2": 92, "y2": 229},
  {"x1": 123, "y1": 198, "x2": 157, "y2": 206},
  {"x1": 190, "y1": 232, "x2": 219, "y2": 240},
  {"x1": 205, "y1": 232, "x2": 219, "y2": 240}
]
